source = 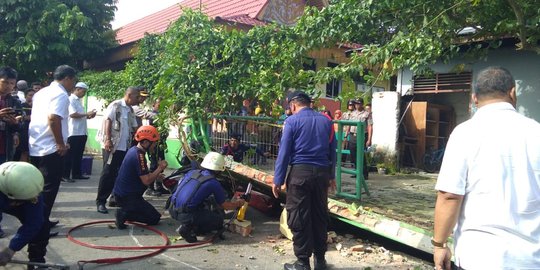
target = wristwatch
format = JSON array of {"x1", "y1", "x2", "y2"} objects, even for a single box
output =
[{"x1": 431, "y1": 238, "x2": 447, "y2": 248}]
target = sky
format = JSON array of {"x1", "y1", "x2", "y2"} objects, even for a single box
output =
[{"x1": 111, "y1": 0, "x2": 181, "y2": 29}]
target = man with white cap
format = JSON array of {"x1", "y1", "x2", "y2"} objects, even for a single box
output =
[
  {"x1": 63, "y1": 82, "x2": 96, "y2": 181},
  {"x1": 14, "y1": 80, "x2": 27, "y2": 103}
]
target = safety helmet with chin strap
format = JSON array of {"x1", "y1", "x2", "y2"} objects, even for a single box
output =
[
  {"x1": 0, "y1": 162, "x2": 44, "y2": 200},
  {"x1": 201, "y1": 152, "x2": 226, "y2": 172}
]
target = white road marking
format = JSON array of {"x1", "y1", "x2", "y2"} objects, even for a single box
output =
[{"x1": 128, "y1": 225, "x2": 203, "y2": 270}]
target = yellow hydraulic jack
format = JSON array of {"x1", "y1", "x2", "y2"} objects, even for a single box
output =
[
  {"x1": 9, "y1": 259, "x2": 69, "y2": 270},
  {"x1": 216, "y1": 182, "x2": 253, "y2": 239}
]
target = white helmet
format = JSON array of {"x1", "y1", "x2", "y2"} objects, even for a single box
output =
[
  {"x1": 201, "y1": 152, "x2": 226, "y2": 172},
  {"x1": 0, "y1": 162, "x2": 44, "y2": 200}
]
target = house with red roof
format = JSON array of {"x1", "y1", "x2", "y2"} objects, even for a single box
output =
[
  {"x1": 86, "y1": 0, "x2": 330, "y2": 70},
  {"x1": 85, "y1": 0, "x2": 387, "y2": 109}
]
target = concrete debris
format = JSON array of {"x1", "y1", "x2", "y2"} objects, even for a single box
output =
[
  {"x1": 261, "y1": 229, "x2": 429, "y2": 269},
  {"x1": 350, "y1": 245, "x2": 364, "y2": 252}
]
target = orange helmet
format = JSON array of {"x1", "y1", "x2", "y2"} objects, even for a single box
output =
[{"x1": 135, "y1": 125, "x2": 159, "y2": 142}]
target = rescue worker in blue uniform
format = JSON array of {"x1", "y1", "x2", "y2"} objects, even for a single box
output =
[
  {"x1": 169, "y1": 152, "x2": 245, "y2": 243},
  {"x1": 112, "y1": 125, "x2": 168, "y2": 229},
  {"x1": 273, "y1": 91, "x2": 337, "y2": 270},
  {"x1": 0, "y1": 162, "x2": 49, "y2": 269}
]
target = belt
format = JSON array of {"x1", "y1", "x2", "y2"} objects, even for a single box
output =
[{"x1": 291, "y1": 164, "x2": 330, "y2": 172}]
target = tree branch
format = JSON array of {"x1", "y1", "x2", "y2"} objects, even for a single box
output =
[{"x1": 506, "y1": 0, "x2": 532, "y2": 51}]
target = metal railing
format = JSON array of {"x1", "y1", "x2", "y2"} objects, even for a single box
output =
[
  {"x1": 209, "y1": 115, "x2": 281, "y2": 173},
  {"x1": 207, "y1": 116, "x2": 369, "y2": 201}
]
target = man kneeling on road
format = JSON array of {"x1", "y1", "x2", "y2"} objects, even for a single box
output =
[
  {"x1": 112, "y1": 125, "x2": 168, "y2": 229},
  {"x1": 169, "y1": 152, "x2": 245, "y2": 243},
  {"x1": 0, "y1": 162, "x2": 49, "y2": 268}
]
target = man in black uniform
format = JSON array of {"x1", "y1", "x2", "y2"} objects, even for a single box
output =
[{"x1": 272, "y1": 91, "x2": 337, "y2": 270}]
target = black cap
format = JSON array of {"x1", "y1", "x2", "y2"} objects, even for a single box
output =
[
  {"x1": 347, "y1": 100, "x2": 355, "y2": 105},
  {"x1": 354, "y1": 99, "x2": 363, "y2": 105},
  {"x1": 287, "y1": 91, "x2": 311, "y2": 103}
]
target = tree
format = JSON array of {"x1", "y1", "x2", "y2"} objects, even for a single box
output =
[
  {"x1": 82, "y1": 1, "x2": 540, "y2": 149},
  {"x1": 154, "y1": 10, "x2": 306, "y2": 122},
  {"x1": 123, "y1": 34, "x2": 164, "y2": 91},
  {"x1": 0, "y1": 0, "x2": 117, "y2": 79},
  {"x1": 295, "y1": 0, "x2": 540, "y2": 80}
]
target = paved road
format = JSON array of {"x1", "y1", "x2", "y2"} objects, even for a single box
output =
[{"x1": 1, "y1": 158, "x2": 432, "y2": 269}]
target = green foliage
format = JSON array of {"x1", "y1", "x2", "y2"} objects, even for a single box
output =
[
  {"x1": 79, "y1": 70, "x2": 128, "y2": 106},
  {"x1": 0, "y1": 0, "x2": 117, "y2": 80},
  {"x1": 154, "y1": 9, "x2": 308, "y2": 126},
  {"x1": 318, "y1": 0, "x2": 540, "y2": 80},
  {"x1": 84, "y1": 0, "x2": 540, "y2": 125},
  {"x1": 123, "y1": 34, "x2": 165, "y2": 91}
]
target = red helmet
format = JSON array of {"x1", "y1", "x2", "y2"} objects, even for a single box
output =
[{"x1": 135, "y1": 125, "x2": 159, "y2": 142}]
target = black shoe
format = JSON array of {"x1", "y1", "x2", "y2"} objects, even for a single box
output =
[
  {"x1": 144, "y1": 188, "x2": 162, "y2": 197},
  {"x1": 108, "y1": 200, "x2": 117, "y2": 207},
  {"x1": 115, "y1": 210, "x2": 127, "y2": 230},
  {"x1": 314, "y1": 257, "x2": 327, "y2": 270},
  {"x1": 176, "y1": 224, "x2": 197, "y2": 243},
  {"x1": 73, "y1": 175, "x2": 90, "y2": 180},
  {"x1": 61, "y1": 177, "x2": 75, "y2": 183},
  {"x1": 97, "y1": 204, "x2": 108, "y2": 214},
  {"x1": 284, "y1": 260, "x2": 311, "y2": 270},
  {"x1": 49, "y1": 231, "x2": 59, "y2": 238},
  {"x1": 48, "y1": 220, "x2": 59, "y2": 228}
]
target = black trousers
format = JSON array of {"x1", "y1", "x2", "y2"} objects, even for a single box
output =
[
  {"x1": 148, "y1": 139, "x2": 166, "y2": 191},
  {"x1": 347, "y1": 134, "x2": 369, "y2": 178},
  {"x1": 4, "y1": 205, "x2": 49, "y2": 263},
  {"x1": 169, "y1": 197, "x2": 224, "y2": 234},
  {"x1": 30, "y1": 153, "x2": 64, "y2": 223},
  {"x1": 115, "y1": 194, "x2": 161, "y2": 225},
  {"x1": 286, "y1": 164, "x2": 330, "y2": 262},
  {"x1": 63, "y1": 135, "x2": 87, "y2": 178},
  {"x1": 96, "y1": 149, "x2": 126, "y2": 205}
]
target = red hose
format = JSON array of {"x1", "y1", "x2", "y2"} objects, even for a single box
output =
[{"x1": 67, "y1": 220, "x2": 213, "y2": 269}]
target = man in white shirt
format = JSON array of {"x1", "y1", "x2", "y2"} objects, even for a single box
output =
[
  {"x1": 28, "y1": 64, "x2": 77, "y2": 265},
  {"x1": 433, "y1": 67, "x2": 540, "y2": 270},
  {"x1": 95, "y1": 87, "x2": 140, "y2": 214},
  {"x1": 63, "y1": 82, "x2": 96, "y2": 181}
]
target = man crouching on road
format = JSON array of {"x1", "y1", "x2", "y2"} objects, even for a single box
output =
[
  {"x1": 0, "y1": 162, "x2": 48, "y2": 268},
  {"x1": 112, "y1": 125, "x2": 168, "y2": 229},
  {"x1": 169, "y1": 152, "x2": 245, "y2": 243}
]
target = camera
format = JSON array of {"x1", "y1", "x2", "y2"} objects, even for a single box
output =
[{"x1": 9, "y1": 109, "x2": 24, "y2": 116}]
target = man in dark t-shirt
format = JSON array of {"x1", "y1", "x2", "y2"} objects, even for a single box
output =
[
  {"x1": 221, "y1": 134, "x2": 268, "y2": 164},
  {"x1": 112, "y1": 125, "x2": 168, "y2": 229}
]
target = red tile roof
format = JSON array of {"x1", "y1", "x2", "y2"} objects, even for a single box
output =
[{"x1": 115, "y1": 0, "x2": 267, "y2": 45}]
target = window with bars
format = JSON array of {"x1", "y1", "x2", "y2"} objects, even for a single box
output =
[{"x1": 413, "y1": 72, "x2": 472, "y2": 94}]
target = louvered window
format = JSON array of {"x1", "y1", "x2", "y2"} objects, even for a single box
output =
[{"x1": 413, "y1": 72, "x2": 472, "y2": 94}]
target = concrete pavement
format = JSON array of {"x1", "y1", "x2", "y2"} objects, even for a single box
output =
[{"x1": 1, "y1": 157, "x2": 432, "y2": 269}]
